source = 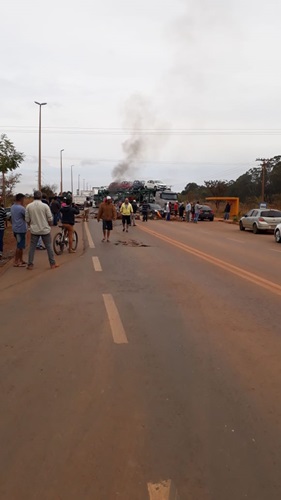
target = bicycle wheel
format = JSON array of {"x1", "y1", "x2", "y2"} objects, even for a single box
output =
[
  {"x1": 53, "y1": 232, "x2": 64, "y2": 255},
  {"x1": 72, "y1": 231, "x2": 78, "y2": 251}
]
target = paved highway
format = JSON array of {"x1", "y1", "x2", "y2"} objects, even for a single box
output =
[{"x1": 1, "y1": 219, "x2": 281, "y2": 499}]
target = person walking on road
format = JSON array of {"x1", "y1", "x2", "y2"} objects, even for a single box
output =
[
  {"x1": 60, "y1": 198, "x2": 80, "y2": 253},
  {"x1": 83, "y1": 197, "x2": 91, "y2": 222},
  {"x1": 97, "y1": 196, "x2": 117, "y2": 242},
  {"x1": 25, "y1": 190, "x2": 58, "y2": 270},
  {"x1": 165, "y1": 201, "x2": 171, "y2": 221},
  {"x1": 0, "y1": 203, "x2": 7, "y2": 261},
  {"x1": 120, "y1": 198, "x2": 133, "y2": 232},
  {"x1": 194, "y1": 201, "x2": 200, "y2": 223},
  {"x1": 141, "y1": 200, "x2": 149, "y2": 222},
  {"x1": 179, "y1": 202, "x2": 185, "y2": 221},
  {"x1": 131, "y1": 199, "x2": 138, "y2": 226},
  {"x1": 185, "y1": 201, "x2": 191, "y2": 222},
  {"x1": 10, "y1": 193, "x2": 27, "y2": 267}
]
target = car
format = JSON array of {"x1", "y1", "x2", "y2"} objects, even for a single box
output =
[
  {"x1": 132, "y1": 180, "x2": 145, "y2": 191},
  {"x1": 145, "y1": 180, "x2": 167, "y2": 191},
  {"x1": 198, "y1": 205, "x2": 214, "y2": 221},
  {"x1": 140, "y1": 203, "x2": 164, "y2": 218},
  {"x1": 239, "y1": 208, "x2": 281, "y2": 234},
  {"x1": 274, "y1": 223, "x2": 281, "y2": 243}
]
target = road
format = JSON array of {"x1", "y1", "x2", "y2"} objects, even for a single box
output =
[{"x1": 1, "y1": 218, "x2": 281, "y2": 500}]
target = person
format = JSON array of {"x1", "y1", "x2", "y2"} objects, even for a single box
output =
[
  {"x1": 25, "y1": 190, "x2": 58, "y2": 270},
  {"x1": 185, "y1": 201, "x2": 191, "y2": 222},
  {"x1": 141, "y1": 200, "x2": 149, "y2": 222},
  {"x1": 50, "y1": 196, "x2": 61, "y2": 226},
  {"x1": 120, "y1": 198, "x2": 133, "y2": 232},
  {"x1": 10, "y1": 193, "x2": 27, "y2": 267},
  {"x1": 131, "y1": 199, "x2": 138, "y2": 226},
  {"x1": 191, "y1": 203, "x2": 195, "y2": 222},
  {"x1": 179, "y1": 202, "x2": 185, "y2": 221},
  {"x1": 224, "y1": 202, "x2": 231, "y2": 220},
  {"x1": 36, "y1": 193, "x2": 49, "y2": 250},
  {"x1": 83, "y1": 197, "x2": 91, "y2": 222},
  {"x1": 0, "y1": 203, "x2": 7, "y2": 261},
  {"x1": 97, "y1": 196, "x2": 117, "y2": 242},
  {"x1": 165, "y1": 201, "x2": 171, "y2": 221},
  {"x1": 60, "y1": 198, "x2": 80, "y2": 253},
  {"x1": 194, "y1": 201, "x2": 200, "y2": 223},
  {"x1": 174, "y1": 201, "x2": 178, "y2": 217}
]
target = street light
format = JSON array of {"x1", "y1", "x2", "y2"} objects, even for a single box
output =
[
  {"x1": 34, "y1": 101, "x2": 47, "y2": 191},
  {"x1": 60, "y1": 149, "x2": 64, "y2": 194},
  {"x1": 71, "y1": 165, "x2": 74, "y2": 195}
]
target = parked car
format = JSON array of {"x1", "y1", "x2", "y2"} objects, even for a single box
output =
[
  {"x1": 198, "y1": 205, "x2": 214, "y2": 221},
  {"x1": 274, "y1": 223, "x2": 281, "y2": 243},
  {"x1": 140, "y1": 203, "x2": 164, "y2": 218},
  {"x1": 145, "y1": 180, "x2": 167, "y2": 191},
  {"x1": 239, "y1": 209, "x2": 281, "y2": 234}
]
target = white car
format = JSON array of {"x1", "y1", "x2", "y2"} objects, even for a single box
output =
[
  {"x1": 145, "y1": 180, "x2": 167, "y2": 191},
  {"x1": 274, "y1": 223, "x2": 281, "y2": 243}
]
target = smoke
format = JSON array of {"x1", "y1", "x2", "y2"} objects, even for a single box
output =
[{"x1": 112, "y1": 94, "x2": 169, "y2": 181}]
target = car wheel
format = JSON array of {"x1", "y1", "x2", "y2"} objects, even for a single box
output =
[
  {"x1": 275, "y1": 229, "x2": 281, "y2": 243},
  {"x1": 239, "y1": 221, "x2": 245, "y2": 231},
  {"x1": 253, "y1": 223, "x2": 259, "y2": 234}
]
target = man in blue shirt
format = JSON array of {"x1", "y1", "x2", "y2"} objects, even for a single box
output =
[
  {"x1": 0, "y1": 203, "x2": 7, "y2": 260},
  {"x1": 10, "y1": 193, "x2": 27, "y2": 267}
]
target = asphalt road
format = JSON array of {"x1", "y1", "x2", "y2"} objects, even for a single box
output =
[{"x1": 1, "y1": 218, "x2": 281, "y2": 500}]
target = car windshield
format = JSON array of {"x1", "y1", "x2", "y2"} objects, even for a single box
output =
[
  {"x1": 200, "y1": 205, "x2": 211, "y2": 210},
  {"x1": 261, "y1": 210, "x2": 281, "y2": 217},
  {"x1": 160, "y1": 193, "x2": 178, "y2": 201}
]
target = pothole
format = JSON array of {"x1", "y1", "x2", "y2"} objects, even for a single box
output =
[{"x1": 114, "y1": 239, "x2": 150, "y2": 247}]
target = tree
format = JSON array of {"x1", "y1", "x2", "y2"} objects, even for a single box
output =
[
  {"x1": 0, "y1": 134, "x2": 25, "y2": 206},
  {"x1": 5, "y1": 172, "x2": 22, "y2": 199}
]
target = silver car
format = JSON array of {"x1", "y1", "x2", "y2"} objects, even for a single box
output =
[
  {"x1": 274, "y1": 223, "x2": 281, "y2": 243},
  {"x1": 239, "y1": 208, "x2": 281, "y2": 234}
]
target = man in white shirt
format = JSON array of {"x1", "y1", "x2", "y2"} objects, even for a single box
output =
[
  {"x1": 25, "y1": 191, "x2": 58, "y2": 270},
  {"x1": 185, "y1": 201, "x2": 191, "y2": 222}
]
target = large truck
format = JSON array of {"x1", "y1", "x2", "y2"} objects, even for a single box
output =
[{"x1": 154, "y1": 190, "x2": 178, "y2": 211}]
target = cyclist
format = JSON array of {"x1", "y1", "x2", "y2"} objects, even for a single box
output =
[{"x1": 60, "y1": 198, "x2": 80, "y2": 253}]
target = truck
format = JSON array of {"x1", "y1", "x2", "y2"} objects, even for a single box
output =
[{"x1": 154, "y1": 190, "x2": 178, "y2": 211}]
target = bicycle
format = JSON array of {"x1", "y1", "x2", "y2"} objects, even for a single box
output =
[{"x1": 53, "y1": 225, "x2": 78, "y2": 255}]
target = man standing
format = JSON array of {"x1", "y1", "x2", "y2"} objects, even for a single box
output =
[
  {"x1": 141, "y1": 200, "x2": 149, "y2": 222},
  {"x1": 0, "y1": 203, "x2": 7, "y2": 261},
  {"x1": 60, "y1": 198, "x2": 80, "y2": 253},
  {"x1": 25, "y1": 190, "x2": 58, "y2": 270},
  {"x1": 185, "y1": 201, "x2": 191, "y2": 222},
  {"x1": 120, "y1": 198, "x2": 133, "y2": 232},
  {"x1": 10, "y1": 193, "x2": 27, "y2": 267},
  {"x1": 131, "y1": 199, "x2": 138, "y2": 226},
  {"x1": 224, "y1": 202, "x2": 231, "y2": 220},
  {"x1": 194, "y1": 201, "x2": 201, "y2": 223},
  {"x1": 97, "y1": 196, "x2": 117, "y2": 242},
  {"x1": 165, "y1": 201, "x2": 171, "y2": 221},
  {"x1": 50, "y1": 196, "x2": 61, "y2": 226},
  {"x1": 83, "y1": 197, "x2": 91, "y2": 222}
]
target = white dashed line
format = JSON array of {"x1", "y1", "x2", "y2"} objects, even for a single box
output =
[
  {"x1": 92, "y1": 256, "x2": 102, "y2": 271},
  {"x1": 84, "y1": 222, "x2": 95, "y2": 248},
  {"x1": 270, "y1": 248, "x2": 281, "y2": 252},
  {"x1": 102, "y1": 294, "x2": 128, "y2": 344},
  {"x1": 147, "y1": 479, "x2": 180, "y2": 499}
]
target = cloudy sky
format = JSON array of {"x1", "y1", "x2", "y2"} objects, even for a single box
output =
[{"x1": 1, "y1": 0, "x2": 281, "y2": 194}]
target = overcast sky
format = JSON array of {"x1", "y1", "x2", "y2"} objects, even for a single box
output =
[{"x1": 1, "y1": 0, "x2": 281, "y2": 194}]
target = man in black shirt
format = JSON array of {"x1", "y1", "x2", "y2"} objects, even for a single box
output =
[
  {"x1": 141, "y1": 200, "x2": 149, "y2": 222},
  {"x1": 60, "y1": 198, "x2": 80, "y2": 253}
]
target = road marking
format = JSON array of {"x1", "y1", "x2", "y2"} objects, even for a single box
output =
[
  {"x1": 92, "y1": 256, "x2": 102, "y2": 271},
  {"x1": 84, "y1": 222, "x2": 95, "y2": 248},
  {"x1": 147, "y1": 480, "x2": 179, "y2": 500},
  {"x1": 271, "y1": 248, "x2": 281, "y2": 253},
  {"x1": 102, "y1": 294, "x2": 128, "y2": 344},
  {"x1": 138, "y1": 225, "x2": 281, "y2": 297}
]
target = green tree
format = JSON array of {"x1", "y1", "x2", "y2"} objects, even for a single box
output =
[
  {"x1": 0, "y1": 134, "x2": 25, "y2": 206},
  {"x1": 40, "y1": 184, "x2": 58, "y2": 198}
]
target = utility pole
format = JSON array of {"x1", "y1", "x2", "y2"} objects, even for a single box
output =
[
  {"x1": 34, "y1": 101, "x2": 47, "y2": 191},
  {"x1": 256, "y1": 158, "x2": 270, "y2": 203}
]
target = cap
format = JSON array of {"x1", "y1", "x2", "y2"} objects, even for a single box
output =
[{"x1": 106, "y1": 196, "x2": 111, "y2": 200}]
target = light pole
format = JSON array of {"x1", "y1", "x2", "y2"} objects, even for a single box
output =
[
  {"x1": 34, "y1": 101, "x2": 47, "y2": 191},
  {"x1": 71, "y1": 165, "x2": 74, "y2": 195},
  {"x1": 60, "y1": 149, "x2": 64, "y2": 194}
]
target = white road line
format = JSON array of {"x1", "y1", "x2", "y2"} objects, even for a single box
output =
[
  {"x1": 147, "y1": 480, "x2": 179, "y2": 500},
  {"x1": 84, "y1": 222, "x2": 95, "y2": 248},
  {"x1": 102, "y1": 294, "x2": 128, "y2": 344},
  {"x1": 92, "y1": 256, "x2": 102, "y2": 271},
  {"x1": 270, "y1": 248, "x2": 281, "y2": 253}
]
